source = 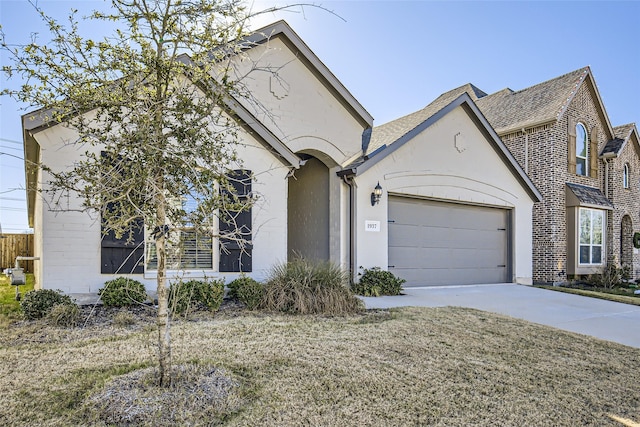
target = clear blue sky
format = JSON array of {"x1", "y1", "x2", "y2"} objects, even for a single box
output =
[{"x1": 1, "y1": 0, "x2": 639, "y2": 233}]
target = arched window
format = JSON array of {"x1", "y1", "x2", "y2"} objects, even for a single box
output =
[
  {"x1": 623, "y1": 163, "x2": 630, "y2": 189},
  {"x1": 575, "y1": 123, "x2": 588, "y2": 176}
]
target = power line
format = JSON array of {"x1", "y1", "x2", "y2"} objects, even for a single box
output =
[
  {"x1": 0, "y1": 152, "x2": 24, "y2": 160},
  {"x1": 0, "y1": 145, "x2": 22, "y2": 151},
  {"x1": 0, "y1": 138, "x2": 22, "y2": 145}
]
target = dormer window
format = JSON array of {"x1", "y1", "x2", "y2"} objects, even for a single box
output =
[
  {"x1": 623, "y1": 163, "x2": 630, "y2": 189},
  {"x1": 575, "y1": 123, "x2": 588, "y2": 176}
]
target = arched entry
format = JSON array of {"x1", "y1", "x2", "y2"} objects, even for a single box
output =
[
  {"x1": 620, "y1": 215, "x2": 633, "y2": 269},
  {"x1": 287, "y1": 155, "x2": 330, "y2": 261}
]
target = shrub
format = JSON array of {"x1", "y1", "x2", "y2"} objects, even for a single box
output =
[
  {"x1": 47, "y1": 303, "x2": 80, "y2": 327},
  {"x1": 98, "y1": 277, "x2": 148, "y2": 307},
  {"x1": 588, "y1": 263, "x2": 627, "y2": 290},
  {"x1": 262, "y1": 259, "x2": 363, "y2": 315},
  {"x1": 352, "y1": 267, "x2": 405, "y2": 297},
  {"x1": 20, "y1": 289, "x2": 76, "y2": 320},
  {"x1": 113, "y1": 310, "x2": 136, "y2": 327},
  {"x1": 227, "y1": 276, "x2": 264, "y2": 310},
  {"x1": 169, "y1": 279, "x2": 224, "y2": 316}
]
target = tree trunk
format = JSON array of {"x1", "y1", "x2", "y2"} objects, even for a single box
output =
[{"x1": 156, "y1": 197, "x2": 171, "y2": 387}]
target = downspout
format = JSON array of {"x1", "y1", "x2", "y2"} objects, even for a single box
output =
[
  {"x1": 601, "y1": 152, "x2": 615, "y2": 199},
  {"x1": 522, "y1": 128, "x2": 528, "y2": 174},
  {"x1": 341, "y1": 174, "x2": 356, "y2": 281}
]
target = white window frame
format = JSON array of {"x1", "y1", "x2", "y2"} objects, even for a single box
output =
[
  {"x1": 578, "y1": 207, "x2": 604, "y2": 266},
  {"x1": 145, "y1": 193, "x2": 215, "y2": 272},
  {"x1": 575, "y1": 122, "x2": 588, "y2": 176},
  {"x1": 623, "y1": 163, "x2": 630, "y2": 189}
]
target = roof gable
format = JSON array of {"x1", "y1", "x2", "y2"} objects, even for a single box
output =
[
  {"x1": 342, "y1": 93, "x2": 542, "y2": 202},
  {"x1": 602, "y1": 123, "x2": 640, "y2": 157},
  {"x1": 368, "y1": 83, "x2": 476, "y2": 154},
  {"x1": 243, "y1": 21, "x2": 373, "y2": 129}
]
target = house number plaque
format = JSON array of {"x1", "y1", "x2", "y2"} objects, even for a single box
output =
[{"x1": 365, "y1": 221, "x2": 381, "y2": 232}]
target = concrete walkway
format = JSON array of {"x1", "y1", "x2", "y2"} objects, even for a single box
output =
[{"x1": 361, "y1": 284, "x2": 640, "y2": 349}]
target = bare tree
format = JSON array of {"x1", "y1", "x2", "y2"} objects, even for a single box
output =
[{"x1": 1, "y1": 0, "x2": 289, "y2": 386}]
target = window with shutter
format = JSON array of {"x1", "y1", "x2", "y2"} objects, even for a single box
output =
[{"x1": 219, "y1": 170, "x2": 252, "y2": 273}]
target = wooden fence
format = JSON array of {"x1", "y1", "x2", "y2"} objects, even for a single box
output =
[{"x1": 0, "y1": 234, "x2": 34, "y2": 272}]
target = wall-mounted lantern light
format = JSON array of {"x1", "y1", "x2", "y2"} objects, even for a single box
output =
[{"x1": 371, "y1": 181, "x2": 383, "y2": 206}]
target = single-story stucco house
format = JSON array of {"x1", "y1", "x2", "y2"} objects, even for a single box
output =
[{"x1": 21, "y1": 21, "x2": 541, "y2": 299}]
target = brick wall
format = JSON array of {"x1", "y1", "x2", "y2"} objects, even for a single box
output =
[
  {"x1": 607, "y1": 134, "x2": 640, "y2": 279},
  {"x1": 500, "y1": 82, "x2": 621, "y2": 283}
]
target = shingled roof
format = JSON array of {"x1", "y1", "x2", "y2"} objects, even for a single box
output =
[
  {"x1": 473, "y1": 68, "x2": 590, "y2": 134},
  {"x1": 566, "y1": 183, "x2": 613, "y2": 209},
  {"x1": 368, "y1": 68, "x2": 593, "y2": 153},
  {"x1": 601, "y1": 123, "x2": 640, "y2": 156}
]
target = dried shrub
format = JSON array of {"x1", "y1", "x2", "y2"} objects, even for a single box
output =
[
  {"x1": 20, "y1": 289, "x2": 76, "y2": 320},
  {"x1": 169, "y1": 279, "x2": 224, "y2": 316},
  {"x1": 46, "y1": 303, "x2": 80, "y2": 327},
  {"x1": 352, "y1": 267, "x2": 405, "y2": 297},
  {"x1": 262, "y1": 259, "x2": 363, "y2": 315},
  {"x1": 113, "y1": 310, "x2": 136, "y2": 327},
  {"x1": 98, "y1": 277, "x2": 148, "y2": 307},
  {"x1": 86, "y1": 364, "x2": 242, "y2": 426},
  {"x1": 227, "y1": 276, "x2": 264, "y2": 310}
]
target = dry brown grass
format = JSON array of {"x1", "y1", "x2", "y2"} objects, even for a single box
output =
[{"x1": 0, "y1": 306, "x2": 639, "y2": 426}]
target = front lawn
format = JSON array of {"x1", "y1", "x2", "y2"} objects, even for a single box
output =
[
  {"x1": 538, "y1": 283, "x2": 640, "y2": 306},
  {"x1": 0, "y1": 304, "x2": 638, "y2": 426},
  {"x1": 0, "y1": 273, "x2": 34, "y2": 318}
]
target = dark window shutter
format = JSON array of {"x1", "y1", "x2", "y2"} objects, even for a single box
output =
[
  {"x1": 100, "y1": 152, "x2": 144, "y2": 274},
  {"x1": 568, "y1": 117, "x2": 577, "y2": 174},
  {"x1": 101, "y1": 216, "x2": 144, "y2": 274},
  {"x1": 219, "y1": 170, "x2": 252, "y2": 272},
  {"x1": 589, "y1": 126, "x2": 599, "y2": 177}
]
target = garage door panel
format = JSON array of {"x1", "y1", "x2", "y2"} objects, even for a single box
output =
[
  {"x1": 388, "y1": 224, "x2": 422, "y2": 247},
  {"x1": 388, "y1": 197, "x2": 510, "y2": 287}
]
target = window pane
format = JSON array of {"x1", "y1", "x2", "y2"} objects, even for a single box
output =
[
  {"x1": 592, "y1": 211, "x2": 603, "y2": 244},
  {"x1": 579, "y1": 246, "x2": 590, "y2": 264},
  {"x1": 576, "y1": 124, "x2": 587, "y2": 157},
  {"x1": 623, "y1": 165, "x2": 629, "y2": 188},
  {"x1": 591, "y1": 246, "x2": 602, "y2": 264},
  {"x1": 579, "y1": 209, "x2": 591, "y2": 244},
  {"x1": 146, "y1": 230, "x2": 212, "y2": 270},
  {"x1": 576, "y1": 159, "x2": 586, "y2": 176}
]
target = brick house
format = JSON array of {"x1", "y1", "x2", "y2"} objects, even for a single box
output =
[{"x1": 424, "y1": 67, "x2": 639, "y2": 283}]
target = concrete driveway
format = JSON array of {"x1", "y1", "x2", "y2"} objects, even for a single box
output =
[{"x1": 361, "y1": 284, "x2": 640, "y2": 349}]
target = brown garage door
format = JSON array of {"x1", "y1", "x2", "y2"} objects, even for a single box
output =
[{"x1": 388, "y1": 197, "x2": 510, "y2": 287}]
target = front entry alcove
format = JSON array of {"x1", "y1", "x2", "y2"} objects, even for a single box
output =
[{"x1": 287, "y1": 155, "x2": 330, "y2": 262}]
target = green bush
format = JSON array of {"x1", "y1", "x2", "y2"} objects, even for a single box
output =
[
  {"x1": 352, "y1": 267, "x2": 405, "y2": 297},
  {"x1": 98, "y1": 277, "x2": 148, "y2": 307},
  {"x1": 20, "y1": 289, "x2": 76, "y2": 320},
  {"x1": 47, "y1": 303, "x2": 80, "y2": 327},
  {"x1": 262, "y1": 259, "x2": 363, "y2": 315},
  {"x1": 227, "y1": 276, "x2": 264, "y2": 310},
  {"x1": 169, "y1": 279, "x2": 224, "y2": 315}
]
